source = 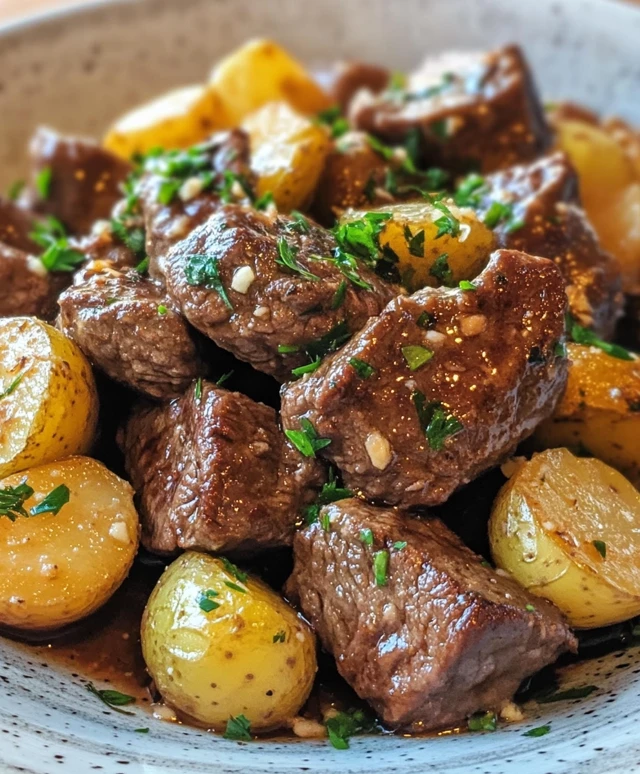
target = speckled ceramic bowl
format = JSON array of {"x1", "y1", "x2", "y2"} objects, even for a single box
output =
[{"x1": 1, "y1": 0, "x2": 640, "y2": 771}]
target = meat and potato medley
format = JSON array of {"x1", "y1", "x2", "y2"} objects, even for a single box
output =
[{"x1": 1, "y1": 38, "x2": 639, "y2": 745}]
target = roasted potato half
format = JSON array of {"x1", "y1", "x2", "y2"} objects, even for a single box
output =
[
  {"x1": 141, "y1": 551, "x2": 317, "y2": 732},
  {"x1": 489, "y1": 448, "x2": 640, "y2": 629},
  {"x1": 344, "y1": 200, "x2": 496, "y2": 291},
  {"x1": 208, "y1": 39, "x2": 331, "y2": 127},
  {"x1": 244, "y1": 101, "x2": 331, "y2": 211},
  {"x1": 103, "y1": 85, "x2": 227, "y2": 159},
  {"x1": 533, "y1": 343, "x2": 640, "y2": 485},
  {"x1": 0, "y1": 318, "x2": 98, "y2": 478},
  {"x1": 0, "y1": 456, "x2": 139, "y2": 630}
]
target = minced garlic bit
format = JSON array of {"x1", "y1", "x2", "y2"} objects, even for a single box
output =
[
  {"x1": 499, "y1": 700, "x2": 525, "y2": 723},
  {"x1": 166, "y1": 214, "x2": 191, "y2": 239},
  {"x1": 457, "y1": 222, "x2": 471, "y2": 243},
  {"x1": 231, "y1": 265, "x2": 256, "y2": 294},
  {"x1": 25, "y1": 255, "x2": 48, "y2": 278},
  {"x1": 460, "y1": 314, "x2": 487, "y2": 337},
  {"x1": 254, "y1": 305, "x2": 269, "y2": 317},
  {"x1": 109, "y1": 521, "x2": 130, "y2": 544},
  {"x1": 291, "y1": 716, "x2": 326, "y2": 739},
  {"x1": 365, "y1": 431, "x2": 392, "y2": 470},
  {"x1": 178, "y1": 176, "x2": 205, "y2": 202}
]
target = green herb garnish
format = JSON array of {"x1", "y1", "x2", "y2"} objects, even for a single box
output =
[
  {"x1": 110, "y1": 218, "x2": 146, "y2": 259},
  {"x1": 401, "y1": 345, "x2": 434, "y2": 371},
  {"x1": 215, "y1": 371, "x2": 234, "y2": 387},
  {"x1": 305, "y1": 321, "x2": 351, "y2": 361},
  {"x1": 349, "y1": 357, "x2": 376, "y2": 379},
  {"x1": 454, "y1": 174, "x2": 486, "y2": 208},
  {"x1": 302, "y1": 468, "x2": 353, "y2": 524},
  {"x1": 459, "y1": 280, "x2": 477, "y2": 291},
  {"x1": 224, "y1": 580, "x2": 248, "y2": 594},
  {"x1": 525, "y1": 604, "x2": 536, "y2": 612},
  {"x1": 273, "y1": 630, "x2": 286, "y2": 643},
  {"x1": 433, "y1": 201, "x2": 460, "y2": 239},
  {"x1": 35, "y1": 166, "x2": 52, "y2": 199},
  {"x1": 0, "y1": 482, "x2": 34, "y2": 521},
  {"x1": 538, "y1": 685, "x2": 597, "y2": 703},
  {"x1": 567, "y1": 315, "x2": 634, "y2": 361},
  {"x1": 224, "y1": 714, "x2": 252, "y2": 741},
  {"x1": 276, "y1": 238, "x2": 320, "y2": 281},
  {"x1": 220, "y1": 557, "x2": 248, "y2": 583},
  {"x1": 198, "y1": 589, "x2": 221, "y2": 613},
  {"x1": 285, "y1": 418, "x2": 331, "y2": 458},
  {"x1": 416, "y1": 311, "x2": 434, "y2": 329},
  {"x1": 468, "y1": 711, "x2": 497, "y2": 732},
  {"x1": 404, "y1": 225, "x2": 425, "y2": 258},
  {"x1": 393, "y1": 541, "x2": 407, "y2": 551},
  {"x1": 184, "y1": 253, "x2": 233, "y2": 309},
  {"x1": 287, "y1": 211, "x2": 310, "y2": 234},
  {"x1": 7, "y1": 179, "x2": 25, "y2": 201},
  {"x1": 592, "y1": 540, "x2": 607, "y2": 559},
  {"x1": 316, "y1": 105, "x2": 350, "y2": 138},
  {"x1": 412, "y1": 391, "x2": 463, "y2": 450},
  {"x1": 373, "y1": 549, "x2": 389, "y2": 586},
  {"x1": 331, "y1": 279, "x2": 348, "y2": 310},
  {"x1": 254, "y1": 191, "x2": 275, "y2": 211},
  {"x1": 29, "y1": 484, "x2": 69, "y2": 516},
  {"x1": 325, "y1": 709, "x2": 377, "y2": 750},
  {"x1": 360, "y1": 528, "x2": 374, "y2": 546},
  {"x1": 194, "y1": 377, "x2": 203, "y2": 401},
  {"x1": 0, "y1": 372, "x2": 24, "y2": 400},
  {"x1": 156, "y1": 304, "x2": 168, "y2": 315},
  {"x1": 135, "y1": 256, "x2": 150, "y2": 275},
  {"x1": 86, "y1": 683, "x2": 135, "y2": 715},
  {"x1": 30, "y1": 217, "x2": 84, "y2": 273},
  {"x1": 523, "y1": 725, "x2": 550, "y2": 738},
  {"x1": 429, "y1": 253, "x2": 454, "y2": 286}
]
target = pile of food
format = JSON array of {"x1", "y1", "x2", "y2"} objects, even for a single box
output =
[{"x1": 1, "y1": 38, "x2": 639, "y2": 746}]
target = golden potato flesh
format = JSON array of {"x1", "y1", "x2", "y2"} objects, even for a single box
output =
[
  {"x1": 591, "y1": 182, "x2": 640, "y2": 294},
  {"x1": 141, "y1": 551, "x2": 317, "y2": 732},
  {"x1": 344, "y1": 200, "x2": 496, "y2": 291},
  {"x1": 489, "y1": 448, "x2": 640, "y2": 629},
  {"x1": 534, "y1": 343, "x2": 640, "y2": 485},
  {"x1": 244, "y1": 101, "x2": 330, "y2": 212},
  {"x1": 0, "y1": 318, "x2": 98, "y2": 478},
  {"x1": 208, "y1": 39, "x2": 331, "y2": 127},
  {"x1": 0, "y1": 456, "x2": 139, "y2": 630},
  {"x1": 103, "y1": 85, "x2": 227, "y2": 159}
]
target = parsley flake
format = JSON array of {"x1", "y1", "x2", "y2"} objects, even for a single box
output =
[
  {"x1": 523, "y1": 725, "x2": 550, "y2": 738},
  {"x1": 0, "y1": 372, "x2": 24, "y2": 400},
  {"x1": 325, "y1": 709, "x2": 377, "y2": 750},
  {"x1": 433, "y1": 201, "x2": 460, "y2": 239},
  {"x1": 401, "y1": 345, "x2": 434, "y2": 371},
  {"x1": 538, "y1": 685, "x2": 597, "y2": 703},
  {"x1": 29, "y1": 484, "x2": 69, "y2": 516},
  {"x1": 30, "y1": 217, "x2": 84, "y2": 273},
  {"x1": 86, "y1": 683, "x2": 136, "y2": 715},
  {"x1": 194, "y1": 377, "x2": 203, "y2": 401},
  {"x1": 412, "y1": 391, "x2": 463, "y2": 450},
  {"x1": 567, "y1": 315, "x2": 634, "y2": 361},
  {"x1": 35, "y1": 166, "x2": 53, "y2": 199},
  {"x1": 0, "y1": 482, "x2": 34, "y2": 521},
  {"x1": 220, "y1": 557, "x2": 248, "y2": 583},
  {"x1": 224, "y1": 714, "x2": 252, "y2": 741},
  {"x1": 215, "y1": 371, "x2": 234, "y2": 387},
  {"x1": 7, "y1": 179, "x2": 25, "y2": 201},
  {"x1": 404, "y1": 225, "x2": 425, "y2": 257},
  {"x1": 254, "y1": 191, "x2": 275, "y2": 211},
  {"x1": 302, "y1": 468, "x2": 353, "y2": 524},
  {"x1": 373, "y1": 549, "x2": 389, "y2": 586},
  {"x1": 157, "y1": 304, "x2": 168, "y2": 315},
  {"x1": 287, "y1": 211, "x2": 310, "y2": 234},
  {"x1": 184, "y1": 253, "x2": 233, "y2": 309},
  {"x1": 224, "y1": 580, "x2": 248, "y2": 594},
  {"x1": 525, "y1": 604, "x2": 536, "y2": 612},
  {"x1": 198, "y1": 589, "x2": 221, "y2": 613},
  {"x1": 349, "y1": 357, "x2": 376, "y2": 379},
  {"x1": 331, "y1": 279, "x2": 348, "y2": 310},
  {"x1": 360, "y1": 528, "x2": 374, "y2": 546},
  {"x1": 110, "y1": 218, "x2": 146, "y2": 259},
  {"x1": 468, "y1": 711, "x2": 497, "y2": 732},
  {"x1": 429, "y1": 253, "x2": 454, "y2": 286},
  {"x1": 276, "y1": 238, "x2": 320, "y2": 281},
  {"x1": 285, "y1": 417, "x2": 331, "y2": 458},
  {"x1": 393, "y1": 541, "x2": 407, "y2": 551},
  {"x1": 592, "y1": 540, "x2": 607, "y2": 559},
  {"x1": 459, "y1": 280, "x2": 477, "y2": 291},
  {"x1": 273, "y1": 630, "x2": 286, "y2": 643}
]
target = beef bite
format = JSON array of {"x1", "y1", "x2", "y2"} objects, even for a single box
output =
[
  {"x1": 351, "y1": 45, "x2": 551, "y2": 173},
  {"x1": 281, "y1": 249, "x2": 568, "y2": 508},
  {"x1": 474, "y1": 152, "x2": 623, "y2": 337},
  {"x1": 121, "y1": 381, "x2": 324, "y2": 556},
  {"x1": 58, "y1": 264, "x2": 203, "y2": 400},
  {"x1": 288, "y1": 498, "x2": 576, "y2": 731},
  {"x1": 27, "y1": 127, "x2": 131, "y2": 235},
  {"x1": 0, "y1": 243, "x2": 57, "y2": 319},
  {"x1": 0, "y1": 197, "x2": 39, "y2": 253},
  {"x1": 161, "y1": 204, "x2": 399, "y2": 381}
]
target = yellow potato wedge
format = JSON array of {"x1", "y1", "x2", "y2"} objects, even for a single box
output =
[
  {"x1": 489, "y1": 448, "x2": 640, "y2": 629},
  {"x1": 208, "y1": 39, "x2": 331, "y2": 127},
  {"x1": 244, "y1": 101, "x2": 330, "y2": 211},
  {"x1": 344, "y1": 200, "x2": 496, "y2": 291},
  {"x1": 0, "y1": 318, "x2": 98, "y2": 478},
  {"x1": 533, "y1": 343, "x2": 640, "y2": 485},
  {"x1": 103, "y1": 85, "x2": 227, "y2": 159},
  {"x1": 142, "y1": 551, "x2": 317, "y2": 732},
  {"x1": 0, "y1": 456, "x2": 139, "y2": 630}
]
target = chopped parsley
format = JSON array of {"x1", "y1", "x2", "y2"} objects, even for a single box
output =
[
  {"x1": 538, "y1": 685, "x2": 597, "y2": 703},
  {"x1": 194, "y1": 377, "x2": 203, "y2": 401},
  {"x1": 401, "y1": 345, "x2": 434, "y2": 371},
  {"x1": 0, "y1": 482, "x2": 69, "y2": 520},
  {"x1": 567, "y1": 315, "x2": 634, "y2": 361},
  {"x1": 592, "y1": 540, "x2": 607, "y2": 559},
  {"x1": 429, "y1": 253, "x2": 454, "y2": 286},
  {"x1": 184, "y1": 253, "x2": 233, "y2": 309},
  {"x1": 325, "y1": 708, "x2": 377, "y2": 750},
  {"x1": 454, "y1": 173, "x2": 486, "y2": 208},
  {"x1": 197, "y1": 589, "x2": 221, "y2": 613},
  {"x1": 286, "y1": 211, "x2": 310, "y2": 234},
  {"x1": 404, "y1": 225, "x2": 425, "y2": 257},
  {"x1": 110, "y1": 218, "x2": 146, "y2": 259},
  {"x1": 0, "y1": 372, "x2": 24, "y2": 400},
  {"x1": 30, "y1": 217, "x2": 85, "y2": 273},
  {"x1": 433, "y1": 201, "x2": 461, "y2": 239},
  {"x1": 220, "y1": 557, "x2": 248, "y2": 583},
  {"x1": 320, "y1": 511, "x2": 331, "y2": 532},
  {"x1": 254, "y1": 191, "x2": 275, "y2": 211},
  {"x1": 523, "y1": 725, "x2": 551, "y2": 738},
  {"x1": 483, "y1": 201, "x2": 524, "y2": 233},
  {"x1": 525, "y1": 604, "x2": 536, "y2": 612},
  {"x1": 35, "y1": 166, "x2": 53, "y2": 199},
  {"x1": 285, "y1": 417, "x2": 331, "y2": 458},
  {"x1": 430, "y1": 119, "x2": 449, "y2": 141},
  {"x1": 302, "y1": 468, "x2": 353, "y2": 524},
  {"x1": 7, "y1": 179, "x2": 25, "y2": 201},
  {"x1": 349, "y1": 357, "x2": 375, "y2": 379},
  {"x1": 416, "y1": 311, "x2": 435, "y2": 329},
  {"x1": 412, "y1": 391, "x2": 463, "y2": 450},
  {"x1": 316, "y1": 105, "x2": 350, "y2": 138},
  {"x1": 276, "y1": 238, "x2": 320, "y2": 281},
  {"x1": 224, "y1": 714, "x2": 252, "y2": 741},
  {"x1": 29, "y1": 484, "x2": 69, "y2": 516},
  {"x1": 360, "y1": 528, "x2": 374, "y2": 546},
  {"x1": 224, "y1": 580, "x2": 248, "y2": 594},
  {"x1": 215, "y1": 371, "x2": 234, "y2": 387},
  {"x1": 554, "y1": 340, "x2": 567, "y2": 358},
  {"x1": 291, "y1": 359, "x2": 322, "y2": 378},
  {"x1": 393, "y1": 541, "x2": 407, "y2": 551},
  {"x1": 86, "y1": 683, "x2": 135, "y2": 715},
  {"x1": 459, "y1": 280, "x2": 477, "y2": 291},
  {"x1": 157, "y1": 304, "x2": 168, "y2": 315},
  {"x1": 305, "y1": 321, "x2": 351, "y2": 361},
  {"x1": 373, "y1": 549, "x2": 389, "y2": 586},
  {"x1": 468, "y1": 711, "x2": 497, "y2": 732},
  {"x1": 363, "y1": 174, "x2": 377, "y2": 203},
  {"x1": 134, "y1": 728, "x2": 149, "y2": 734},
  {"x1": 273, "y1": 630, "x2": 286, "y2": 643},
  {"x1": 331, "y1": 279, "x2": 348, "y2": 310},
  {"x1": 135, "y1": 256, "x2": 150, "y2": 275},
  {"x1": 278, "y1": 344, "x2": 300, "y2": 354}
]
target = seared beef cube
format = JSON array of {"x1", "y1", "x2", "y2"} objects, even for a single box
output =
[
  {"x1": 0, "y1": 243, "x2": 58, "y2": 318},
  {"x1": 351, "y1": 46, "x2": 551, "y2": 173},
  {"x1": 121, "y1": 381, "x2": 324, "y2": 555},
  {"x1": 69, "y1": 227, "x2": 139, "y2": 273},
  {"x1": 328, "y1": 61, "x2": 390, "y2": 112},
  {"x1": 161, "y1": 204, "x2": 399, "y2": 381},
  {"x1": 28, "y1": 127, "x2": 131, "y2": 235},
  {"x1": 58, "y1": 266, "x2": 202, "y2": 399},
  {"x1": 0, "y1": 197, "x2": 39, "y2": 253},
  {"x1": 289, "y1": 499, "x2": 576, "y2": 730},
  {"x1": 140, "y1": 129, "x2": 255, "y2": 275},
  {"x1": 281, "y1": 249, "x2": 567, "y2": 507},
  {"x1": 477, "y1": 152, "x2": 622, "y2": 337}
]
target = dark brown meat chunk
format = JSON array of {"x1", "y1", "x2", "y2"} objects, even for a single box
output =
[
  {"x1": 328, "y1": 61, "x2": 390, "y2": 112},
  {"x1": 0, "y1": 243, "x2": 57, "y2": 318},
  {"x1": 162, "y1": 204, "x2": 399, "y2": 381},
  {"x1": 58, "y1": 266, "x2": 202, "y2": 399},
  {"x1": 288, "y1": 499, "x2": 576, "y2": 731},
  {"x1": 478, "y1": 152, "x2": 623, "y2": 337},
  {"x1": 0, "y1": 198, "x2": 39, "y2": 253},
  {"x1": 351, "y1": 45, "x2": 551, "y2": 173},
  {"x1": 121, "y1": 381, "x2": 324, "y2": 555},
  {"x1": 281, "y1": 249, "x2": 568, "y2": 507},
  {"x1": 27, "y1": 127, "x2": 131, "y2": 235},
  {"x1": 140, "y1": 129, "x2": 255, "y2": 276}
]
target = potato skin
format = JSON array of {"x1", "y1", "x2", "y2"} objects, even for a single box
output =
[
  {"x1": 0, "y1": 456, "x2": 139, "y2": 630},
  {"x1": 489, "y1": 449, "x2": 640, "y2": 628},
  {"x1": 141, "y1": 551, "x2": 317, "y2": 732},
  {"x1": 533, "y1": 343, "x2": 640, "y2": 485},
  {"x1": 0, "y1": 318, "x2": 98, "y2": 478}
]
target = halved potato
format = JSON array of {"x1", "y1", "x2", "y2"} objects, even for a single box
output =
[
  {"x1": 103, "y1": 85, "x2": 227, "y2": 159},
  {"x1": 244, "y1": 101, "x2": 330, "y2": 211},
  {"x1": 344, "y1": 200, "x2": 496, "y2": 291},
  {"x1": 489, "y1": 448, "x2": 640, "y2": 628},
  {"x1": 208, "y1": 38, "x2": 331, "y2": 127},
  {"x1": 142, "y1": 551, "x2": 317, "y2": 732},
  {"x1": 0, "y1": 318, "x2": 98, "y2": 478},
  {"x1": 0, "y1": 456, "x2": 139, "y2": 630},
  {"x1": 533, "y1": 343, "x2": 640, "y2": 485}
]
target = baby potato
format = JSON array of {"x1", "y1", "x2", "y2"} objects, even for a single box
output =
[
  {"x1": 208, "y1": 38, "x2": 331, "y2": 127},
  {"x1": 344, "y1": 200, "x2": 496, "y2": 291},
  {"x1": 0, "y1": 456, "x2": 139, "y2": 630},
  {"x1": 141, "y1": 551, "x2": 317, "y2": 732},
  {"x1": 103, "y1": 85, "x2": 227, "y2": 159},
  {"x1": 533, "y1": 343, "x2": 640, "y2": 485},
  {"x1": 489, "y1": 448, "x2": 640, "y2": 628},
  {"x1": 0, "y1": 317, "x2": 98, "y2": 478},
  {"x1": 244, "y1": 101, "x2": 330, "y2": 211}
]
